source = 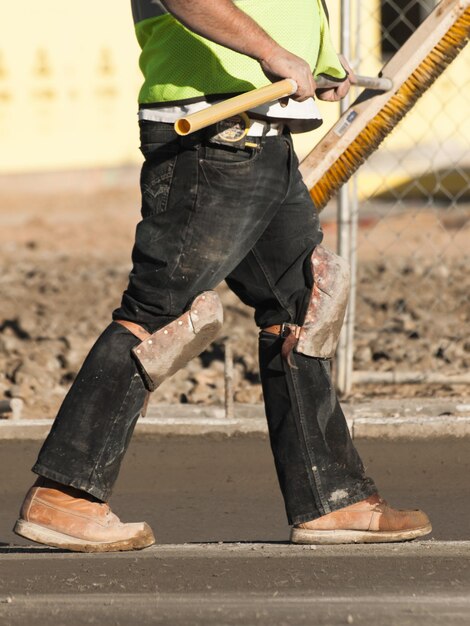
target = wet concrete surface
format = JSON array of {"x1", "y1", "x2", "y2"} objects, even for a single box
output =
[{"x1": 0, "y1": 435, "x2": 469, "y2": 624}]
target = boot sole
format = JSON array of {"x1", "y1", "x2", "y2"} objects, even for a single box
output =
[
  {"x1": 290, "y1": 523, "x2": 432, "y2": 545},
  {"x1": 13, "y1": 519, "x2": 156, "y2": 553}
]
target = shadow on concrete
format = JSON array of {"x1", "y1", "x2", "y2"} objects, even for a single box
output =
[{"x1": 0, "y1": 543, "x2": 71, "y2": 554}]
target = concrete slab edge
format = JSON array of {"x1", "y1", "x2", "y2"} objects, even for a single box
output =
[
  {"x1": 1, "y1": 412, "x2": 470, "y2": 440},
  {"x1": 1, "y1": 540, "x2": 469, "y2": 559}
]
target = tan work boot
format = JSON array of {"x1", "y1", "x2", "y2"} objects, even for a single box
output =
[
  {"x1": 290, "y1": 494, "x2": 431, "y2": 544},
  {"x1": 13, "y1": 478, "x2": 155, "y2": 552}
]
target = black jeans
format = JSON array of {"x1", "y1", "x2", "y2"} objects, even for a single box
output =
[{"x1": 33, "y1": 121, "x2": 376, "y2": 524}]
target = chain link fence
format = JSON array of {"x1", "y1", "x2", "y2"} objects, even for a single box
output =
[
  {"x1": 151, "y1": 0, "x2": 470, "y2": 412},
  {"x1": 334, "y1": 0, "x2": 470, "y2": 396}
]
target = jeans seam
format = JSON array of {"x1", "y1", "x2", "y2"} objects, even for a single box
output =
[
  {"x1": 279, "y1": 358, "x2": 320, "y2": 514},
  {"x1": 86, "y1": 374, "x2": 141, "y2": 494},
  {"x1": 280, "y1": 136, "x2": 293, "y2": 206},
  {"x1": 251, "y1": 247, "x2": 294, "y2": 321},
  {"x1": 280, "y1": 135, "x2": 299, "y2": 206},
  {"x1": 162, "y1": 151, "x2": 200, "y2": 316},
  {"x1": 288, "y1": 360, "x2": 332, "y2": 515}
]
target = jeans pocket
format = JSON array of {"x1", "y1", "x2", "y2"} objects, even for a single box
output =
[
  {"x1": 200, "y1": 142, "x2": 263, "y2": 168},
  {"x1": 140, "y1": 149, "x2": 178, "y2": 217}
]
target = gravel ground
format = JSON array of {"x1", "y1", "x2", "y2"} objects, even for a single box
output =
[{"x1": 0, "y1": 170, "x2": 468, "y2": 419}]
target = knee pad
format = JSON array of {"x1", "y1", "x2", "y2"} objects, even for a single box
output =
[
  {"x1": 116, "y1": 291, "x2": 223, "y2": 391},
  {"x1": 295, "y1": 245, "x2": 350, "y2": 359}
]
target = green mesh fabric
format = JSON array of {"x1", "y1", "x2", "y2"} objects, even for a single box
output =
[{"x1": 135, "y1": 0, "x2": 346, "y2": 105}]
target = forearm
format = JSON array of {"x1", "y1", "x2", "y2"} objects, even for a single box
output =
[{"x1": 162, "y1": 0, "x2": 279, "y2": 62}]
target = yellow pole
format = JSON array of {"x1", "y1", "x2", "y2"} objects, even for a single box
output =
[{"x1": 174, "y1": 79, "x2": 297, "y2": 135}]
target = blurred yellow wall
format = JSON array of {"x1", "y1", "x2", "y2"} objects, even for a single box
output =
[
  {"x1": 0, "y1": 1, "x2": 142, "y2": 173},
  {"x1": 0, "y1": 1, "x2": 468, "y2": 174}
]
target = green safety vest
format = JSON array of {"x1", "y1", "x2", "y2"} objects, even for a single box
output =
[{"x1": 131, "y1": 0, "x2": 346, "y2": 105}]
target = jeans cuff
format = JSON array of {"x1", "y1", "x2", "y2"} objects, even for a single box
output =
[
  {"x1": 289, "y1": 483, "x2": 378, "y2": 526},
  {"x1": 32, "y1": 464, "x2": 109, "y2": 502}
]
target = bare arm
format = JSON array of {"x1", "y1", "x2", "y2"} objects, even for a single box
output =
[{"x1": 162, "y1": 0, "x2": 316, "y2": 101}]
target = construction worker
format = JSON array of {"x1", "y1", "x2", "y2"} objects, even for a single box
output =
[{"x1": 14, "y1": 0, "x2": 431, "y2": 551}]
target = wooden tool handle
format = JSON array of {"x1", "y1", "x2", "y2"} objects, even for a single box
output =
[
  {"x1": 316, "y1": 74, "x2": 393, "y2": 91},
  {"x1": 174, "y1": 78, "x2": 297, "y2": 136},
  {"x1": 174, "y1": 74, "x2": 392, "y2": 136}
]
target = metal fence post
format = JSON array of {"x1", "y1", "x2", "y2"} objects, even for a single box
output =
[
  {"x1": 335, "y1": 0, "x2": 358, "y2": 395},
  {"x1": 224, "y1": 339, "x2": 235, "y2": 420}
]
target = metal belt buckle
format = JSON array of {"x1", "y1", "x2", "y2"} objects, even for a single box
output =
[{"x1": 280, "y1": 323, "x2": 301, "y2": 338}]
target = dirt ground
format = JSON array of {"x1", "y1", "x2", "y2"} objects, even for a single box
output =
[{"x1": 0, "y1": 168, "x2": 469, "y2": 419}]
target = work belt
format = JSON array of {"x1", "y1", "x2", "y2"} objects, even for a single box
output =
[
  {"x1": 263, "y1": 323, "x2": 301, "y2": 338},
  {"x1": 181, "y1": 113, "x2": 286, "y2": 151},
  {"x1": 263, "y1": 323, "x2": 301, "y2": 364},
  {"x1": 244, "y1": 119, "x2": 285, "y2": 137},
  {"x1": 208, "y1": 112, "x2": 285, "y2": 149}
]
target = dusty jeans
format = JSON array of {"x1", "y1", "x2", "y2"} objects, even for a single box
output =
[{"x1": 33, "y1": 121, "x2": 376, "y2": 524}]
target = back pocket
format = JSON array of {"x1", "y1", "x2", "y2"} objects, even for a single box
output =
[{"x1": 140, "y1": 150, "x2": 177, "y2": 217}]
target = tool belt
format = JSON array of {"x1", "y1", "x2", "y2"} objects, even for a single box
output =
[{"x1": 204, "y1": 113, "x2": 285, "y2": 150}]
